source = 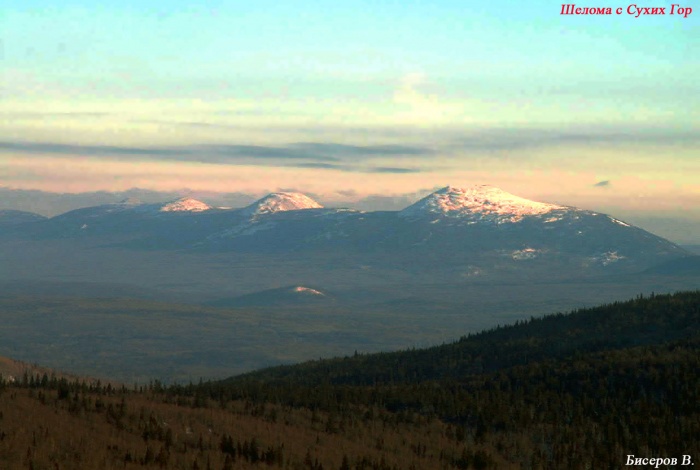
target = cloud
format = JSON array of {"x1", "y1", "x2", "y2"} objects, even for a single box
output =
[
  {"x1": 291, "y1": 162, "x2": 346, "y2": 170},
  {"x1": 0, "y1": 140, "x2": 427, "y2": 177},
  {"x1": 367, "y1": 167, "x2": 422, "y2": 174},
  {"x1": 594, "y1": 180, "x2": 611, "y2": 187},
  {"x1": 392, "y1": 73, "x2": 463, "y2": 124},
  {"x1": 290, "y1": 142, "x2": 431, "y2": 157},
  {"x1": 336, "y1": 189, "x2": 358, "y2": 197},
  {"x1": 0, "y1": 140, "x2": 431, "y2": 164},
  {"x1": 286, "y1": 162, "x2": 422, "y2": 174},
  {"x1": 7, "y1": 112, "x2": 113, "y2": 119},
  {"x1": 0, "y1": 141, "x2": 181, "y2": 157},
  {"x1": 201, "y1": 144, "x2": 338, "y2": 161},
  {"x1": 449, "y1": 128, "x2": 700, "y2": 153}
]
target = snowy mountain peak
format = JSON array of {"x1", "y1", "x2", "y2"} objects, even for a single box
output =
[
  {"x1": 243, "y1": 192, "x2": 323, "y2": 216},
  {"x1": 159, "y1": 197, "x2": 212, "y2": 212},
  {"x1": 400, "y1": 185, "x2": 566, "y2": 223}
]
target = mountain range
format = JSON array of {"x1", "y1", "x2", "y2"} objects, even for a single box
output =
[
  {"x1": 1, "y1": 184, "x2": 698, "y2": 383},
  {"x1": 2, "y1": 185, "x2": 691, "y2": 277}
]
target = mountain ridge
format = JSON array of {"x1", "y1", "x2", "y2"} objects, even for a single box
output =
[{"x1": 2, "y1": 184, "x2": 689, "y2": 278}]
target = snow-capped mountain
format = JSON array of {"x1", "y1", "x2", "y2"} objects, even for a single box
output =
[
  {"x1": 400, "y1": 185, "x2": 566, "y2": 223},
  {"x1": 241, "y1": 192, "x2": 323, "y2": 217},
  {"x1": 158, "y1": 197, "x2": 212, "y2": 213},
  {"x1": 3, "y1": 185, "x2": 691, "y2": 278}
]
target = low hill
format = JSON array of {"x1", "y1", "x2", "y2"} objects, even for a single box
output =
[{"x1": 208, "y1": 285, "x2": 333, "y2": 308}]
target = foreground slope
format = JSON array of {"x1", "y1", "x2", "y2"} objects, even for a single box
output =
[
  {"x1": 1, "y1": 292, "x2": 697, "y2": 469},
  {"x1": 201, "y1": 291, "x2": 700, "y2": 468}
]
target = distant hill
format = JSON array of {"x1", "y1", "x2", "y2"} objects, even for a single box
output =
[
  {"x1": 208, "y1": 285, "x2": 333, "y2": 308},
  {"x1": 0, "y1": 209, "x2": 46, "y2": 227}
]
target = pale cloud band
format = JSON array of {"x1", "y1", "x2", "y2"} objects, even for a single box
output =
[{"x1": 2, "y1": 125, "x2": 697, "y2": 164}]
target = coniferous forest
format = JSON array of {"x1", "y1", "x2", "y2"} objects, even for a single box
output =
[{"x1": 0, "y1": 291, "x2": 698, "y2": 469}]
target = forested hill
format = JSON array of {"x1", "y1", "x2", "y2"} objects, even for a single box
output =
[{"x1": 221, "y1": 290, "x2": 700, "y2": 388}]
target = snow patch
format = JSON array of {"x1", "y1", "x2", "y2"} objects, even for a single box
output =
[
  {"x1": 608, "y1": 216, "x2": 631, "y2": 227},
  {"x1": 592, "y1": 251, "x2": 626, "y2": 266},
  {"x1": 511, "y1": 248, "x2": 540, "y2": 260},
  {"x1": 461, "y1": 266, "x2": 482, "y2": 277},
  {"x1": 292, "y1": 286, "x2": 325, "y2": 296}
]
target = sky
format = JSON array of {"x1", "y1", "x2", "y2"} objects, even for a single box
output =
[{"x1": 1, "y1": 0, "x2": 699, "y2": 240}]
